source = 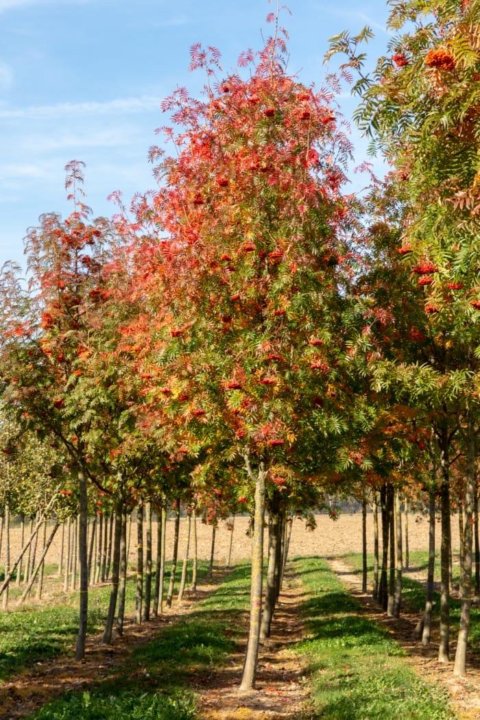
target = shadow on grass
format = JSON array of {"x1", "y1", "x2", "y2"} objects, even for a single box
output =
[
  {"x1": 27, "y1": 563, "x2": 252, "y2": 720},
  {"x1": 294, "y1": 557, "x2": 454, "y2": 720}
]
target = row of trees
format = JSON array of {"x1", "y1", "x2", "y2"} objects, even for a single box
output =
[{"x1": 1, "y1": 0, "x2": 480, "y2": 688}]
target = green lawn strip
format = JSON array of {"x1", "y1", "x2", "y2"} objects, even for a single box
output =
[
  {"x1": 0, "y1": 561, "x2": 207, "y2": 682},
  {"x1": 294, "y1": 557, "x2": 454, "y2": 720},
  {"x1": 26, "y1": 563, "x2": 251, "y2": 720},
  {"x1": 344, "y1": 552, "x2": 480, "y2": 646}
]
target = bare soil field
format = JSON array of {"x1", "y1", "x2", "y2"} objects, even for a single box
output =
[{"x1": 4, "y1": 510, "x2": 458, "y2": 582}]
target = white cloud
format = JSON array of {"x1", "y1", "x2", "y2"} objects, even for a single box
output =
[
  {"x1": 21, "y1": 127, "x2": 141, "y2": 152},
  {"x1": 0, "y1": 95, "x2": 161, "y2": 120},
  {"x1": 0, "y1": 162, "x2": 49, "y2": 179},
  {"x1": 0, "y1": 62, "x2": 13, "y2": 90}
]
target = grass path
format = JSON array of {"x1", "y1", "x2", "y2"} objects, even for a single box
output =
[
  {"x1": 342, "y1": 552, "x2": 480, "y2": 719},
  {"x1": 198, "y1": 570, "x2": 309, "y2": 720},
  {"x1": 294, "y1": 557, "x2": 455, "y2": 720},
  {"x1": 0, "y1": 565, "x2": 245, "y2": 720},
  {"x1": 0, "y1": 556, "x2": 464, "y2": 719}
]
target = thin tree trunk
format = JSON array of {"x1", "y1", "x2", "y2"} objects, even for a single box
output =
[
  {"x1": 459, "y1": 503, "x2": 465, "y2": 598},
  {"x1": 19, "y1": 523, "x2": 59, "y2": 604},
  {"x1": 166, "y1": 503, "x2": 180, "y2": 607},
  {"x1": 103, "y1": 508, "x2": 123, "y2": 644},
  {"x1": 135, "y1": 503, "x2": 144, "y2": 624},
  {"x1": 362, "y1": 495, "x2": 368, "y2": 593},
  {"x1": 379, "y1": 484, "x2": 389, "y2": 609},
  {"x1": 36, "y1": 519, "x2": 48, "y2": 600},
  {"x1": 75, "y1": 471, "x2": 89, "y2": 660},
  {"x1": 0, "y1": 515, "x2": 4, "y2": 576},
  {"x1": 404, "y1": 498, "x2": 410, "y2": 570},
  {"x1": 454, "y1": 428, "x2": 475, "y2": 677},
  {"x1": 116, "y1": 511, "x2": 128, "y2": 636},
  {"x1": 59, "y1": 521, "x2": 65, "y2": 578},
  {"x1": 0, "y1": 513, "x2": 49, "y2": 597},
  {"x1": 260, "y1": 504, "x2": 279, "y2": 640},
  {"x1": 475, "y1": 482, "x2": 480, "y2": 598},
  {"x1": 393, "y1": 489, "x2": 402, "y2": 617},
  {"x1": 64, "y1": 516, "x2": 71, "y2": 592},
  {"x1": 421, "y1": 486, "x2": 436, "y2": 645},
  {"x1": 152, "y1": 507, "x2": 162, "y2": 616},
  {"x1": 88, "y1": 516, "x2": 97, "y2": 585},
  {"x1": 105, "y1": 513, "x2": 114, "y2": 581},
  {"x1": 143, "y1": 502, "x2": 153, "y2": 621},
  {"x1": 72, "y1": 515, "x2": 78, "y2": 591},
  {"x1": 281, "y1": 515, "x2": 293, "y2": 590},
  {"x1": 274, "y1": 510, "x2": 284, "y2": 601},
  {"x1": 30, "y1": 515, "x2": 39, "y2": 589},
  {"x1": 95, "y1": 514, "x2": 103, "y2": 585},
  {"x1": 158, "y1": 504, "x2": 167, "y2": 613},
  {"x1": 190, "y1": 507, "x2": 198, "y2": 594},
  {"x1": 239, "y1": 462, "x2": 266, "y2": 693},
  {"x1": 101, "y1": 512, "x2": 109, "y2": 582},
  {"x1": 16, "y1": 515, "x2": 25, "y2": 587},
  {"x1": 387, "y1": 484, "x2": 395, "y2": 617},
  {"x1": 208, "y1": 523, "x2": 217, "y2": 577},
  {"x1": 178, "y1": 512, "x2": 191, "y2": 602},
  {"x1": 2, "y1": 505, "x2": 10, "y2": 610},
  {"x1": 373, "y1": 492, "x2": 380, "y2": 601},
  {"x1": 439, "y1": 459, "x2": 451, "y2": 663},
  {"x1": 227, "y1": 515, "x2": 235, "y2": 568}
]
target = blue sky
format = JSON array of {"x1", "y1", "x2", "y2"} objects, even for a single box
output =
[{"x1": 0, "y1": 0, "x2": 391, "y2": 268}]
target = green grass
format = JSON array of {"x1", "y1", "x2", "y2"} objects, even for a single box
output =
[
  {"x1": 0, "y1": 562, "x2": 205, "y2": 682},
  {"x1": 27, "y1": 563, "x2": 252, "y2": 719},
  {"x1": 294, "y1": 557, "x2": 455, "y2": 720},
  {"x1": 345, "y1": 551, "x2": 480, "y2": 646}
]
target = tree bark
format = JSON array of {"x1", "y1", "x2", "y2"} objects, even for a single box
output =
[
  {"x1": 16, "y1": 515, "x2": 25, "y2": 587},
  {"x1": 362, "y1": 494, "x2": 368, "y2": 593},
  {"x1": 190, "y1": 506, "x2": 198, "y2": 594},
  {"x1": 88, "y1": 516, "x2": 97, "y2": 585},
  {"x1": 166, "y1": 502, "x2": 180, "y2": 607},
  {"x1": 260, "y1": 501, "x2": 280, "y2": 640},
  {"x1": 387, "y1": 484, "x2": 396, "y2": 617},
  {"x1": 239, "y1": 462, "x2": 266, "y2": 693},
  {"x1": 2, "y1": 505, "x2": 10, "y2": 610},
  {"x1": 72, "y1": 515, "x2": 78, "y2": 591},
  {"x1": 439, "y1": 453, "x2": 451, "y2": 663},
  {"x1": 208, "y1": 523, "x2": 217, "y2": 577},
  {"x1": 404, "y1": 498, "x2": 410, "y2": 570},
  {"x1": 116, "y1": 510, "x2": 128, "y2": 636},
  {"x1": 143, "y1": 502, "x2": 153, "y2": 621},
  {"x1": 178, "y1": 512, "x2": 191, "y2": 602},
  {"x1": 135, "y1": 503, "x2": 144, "y2": 624},
  {"x1": 373, "y1": 492, "x2": 380, "y2": 601},
  {"x1": 422, "y1": 486, "x2": 436, "y2": 646},
  {"x1": 379, "y1": 484, "x2": 389, "y2": 609},
  {"x1": 474, "y1": 482, "x2": 480, "y2": 598},
  {"x1": 454, "y1": 427, "x2": 475, "y2": 677},
  {"x1": 19, "y1": 523, "x2": 59, "y2": 604},
  {"x1": 95, "y1": 513, "x2": 103, "y2": 585},
  {"x1": 105, "y1": 513, "x2": 114, "y2": 581},
  {"x1": 0, "y1": 513, "x2": 51, "y2": 598},
  {"x1": 36, "y1": 519, "x2": 48, "y2": 600},
  {"x1": 103, "y1": 508, "x2": 123, "y2": 644},
  {"x1": 158, "y1": 504, "x2": 167, "y2": 612},
  {"x1": 393, "y1": 488, "x2": 402, "y2": 617},
  {"x1": 227, "y1": 515, "x2": 235, "y2": 568},
  {"x1": 64, "y1": 516, "x2": 71, "y2": 592},
  {"x1": 59, "y1": 520, "x2": 65, "y2": 578},
  {"x1": 75, "y1": 471, "x2": 89, "y2": 660}
]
